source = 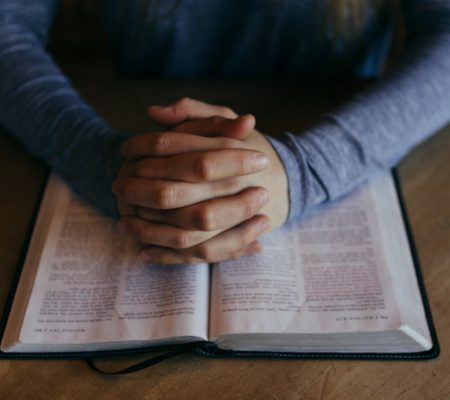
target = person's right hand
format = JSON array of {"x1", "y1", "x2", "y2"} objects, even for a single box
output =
[{"x1": 113, "y1": 111, "x2": 272, "y2": 262}]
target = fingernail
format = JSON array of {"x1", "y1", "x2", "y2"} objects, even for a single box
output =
[
  {"x1": 116, "y1": 220, "x2": 129, "y2": 233},
  {"x1": 252, "y1": 153, "x2": 269, "y2": 169}
]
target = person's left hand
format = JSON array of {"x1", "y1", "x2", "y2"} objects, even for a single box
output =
[{"x1": 114, "y1": 98, "x2": 289, "y2": 264}]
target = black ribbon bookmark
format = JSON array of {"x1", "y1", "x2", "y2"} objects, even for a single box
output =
[{"x1": 85, "y1": 343, "x2": 201, "y2": 375}]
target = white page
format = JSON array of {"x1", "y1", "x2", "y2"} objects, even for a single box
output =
[
  {"x1": 369, "y1": 174, "x2": 432, "y2": 349},
  {"x1": 17, "y1": 176, "x2": 209, "y2": 347},
  {"x1": 209, "y1": 174, "x2": 402, "y2": 339}
]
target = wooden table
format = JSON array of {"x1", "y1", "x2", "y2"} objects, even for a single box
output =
[{"x1": 0, "y1": 78, "x2": 449, "y2": 400}]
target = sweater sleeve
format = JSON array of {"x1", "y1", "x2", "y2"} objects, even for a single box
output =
[
  {"x1": 272, "y1": 0, "x2": 450, "y2": 223},
  {"x1": 0, "y1": 0, "x2": 128, "y2": 218}
]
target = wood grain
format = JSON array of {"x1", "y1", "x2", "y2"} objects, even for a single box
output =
[{"x1": 0, "y1": 79, "x2": 448, "y2": 400}]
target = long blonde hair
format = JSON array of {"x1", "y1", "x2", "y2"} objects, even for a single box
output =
[
  {"x1": 56, "y1": 0, "x2": 398, "y2": 69},
  {"x1": 326, "y1": 0, "x2": 398, "y2": 44},
  {"x1": 61, "y1": 0, "x2": 398, "y2": 43},
  {"x1": 124, "y1": 0, "x2": 397, "y2": 44}
]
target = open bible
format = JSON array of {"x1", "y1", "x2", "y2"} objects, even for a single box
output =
[{"x1": 0, "y1": 172, "x2": 438, "y2": 358}]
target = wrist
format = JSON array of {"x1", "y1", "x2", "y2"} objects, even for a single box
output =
[{"x1": 266, "y1": 134, "x2": 305, "y2": 224}]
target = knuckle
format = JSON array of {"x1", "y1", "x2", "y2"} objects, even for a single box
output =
[
  {"x1": 154, "y1": 183, "x2": 177, "y2": 209},
  {"x1": 151, "y1": 133, "x2": 171, "y2": 154},
  {"x1": 194, "y1": 155, "x2": 216, "y2": 181},
  {"x1": 195, "y1": 205, "x2": 216, "y2": 231},
  {"x1": 195, "y1": 244, "x2": 214, "y2": 262},
  {"x1": 173, "y1": 231, "x2": 192, "y2": 249}
]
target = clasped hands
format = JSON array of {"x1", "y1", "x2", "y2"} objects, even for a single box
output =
[{"x1": 113, "y1": 98, "x2": 288, "y2": 264}]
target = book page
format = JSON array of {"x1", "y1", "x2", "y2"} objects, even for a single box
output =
[
  {"x1": 369, "y1": 174, "x2": 432, "y2": 349},
  {"x1": 209, "y1": 174, "x2": 402, "y2": 339},
  {"x1": 7, "y1": 176, "x2": 209, "y2": 350}
]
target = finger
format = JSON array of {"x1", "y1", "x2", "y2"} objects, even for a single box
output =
[
  {"x1": 112, "y1": 176, "x2": 246, "y2": 209},
  {"x1": 133, "y1": 149, "x2": 268, "y2": 182},
  {"x1": 121, "y1": 132, "x2": 243, "y2": 158},
  {"x1": 138, "y1": 214, "x2": 270, "y2": 263},
  {"x1": 147, "y1": 97, "x2": 238, "y2": 126},
  {"x1": 229, "y1": 240, "x2": 262, "y2": 259},
  {"x1": 135, "y1": 187, "x2": 269, "y2": 231},
  {"x1": 184, "y1": 214, "x2": 270, "y2": 262},
  {"x1": 137, "y1": 240, "x2": 262, "y2": 265},
  {"x1": 138, "y1": 246, "x2": 204, "y2": 265},
  {"x1": 116, "y1": 216, "x2": 219, "y2": 249},
  {"x1": 173, "y1": 114, "x2": 255, "y2": 140}
]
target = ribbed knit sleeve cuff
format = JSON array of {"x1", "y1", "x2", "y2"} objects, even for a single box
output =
[{"x1": 266, "y1": 133, "x2": 327, "y2": 225}]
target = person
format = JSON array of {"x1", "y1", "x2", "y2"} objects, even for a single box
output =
[{"x1": 0, "y1": 0, "x2": 449, "y2": 264}]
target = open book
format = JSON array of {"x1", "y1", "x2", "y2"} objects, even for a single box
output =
[{"x1": 0, "y1": 173, "x2": 437, "y2": 357}]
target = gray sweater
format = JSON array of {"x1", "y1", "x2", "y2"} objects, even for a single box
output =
[{"x1": 0, "y1": 0, "x2": 449, "y2": 223}]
